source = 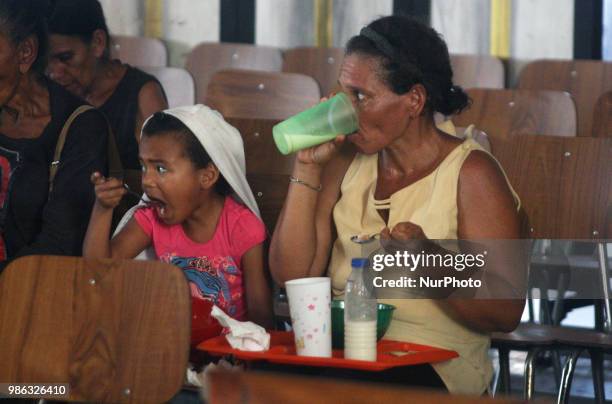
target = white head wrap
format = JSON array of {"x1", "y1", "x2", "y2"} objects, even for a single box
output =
[
  {"x1": 114, "y1": 105, "x2": 261, "y2": 259},
  {"x1": 160, "y1": 104, "x2": 261, "y2": 218}
]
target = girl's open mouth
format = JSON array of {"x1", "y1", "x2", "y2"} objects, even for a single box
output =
[{"x1": 145, "y1": 195, "x2": 168, "y2": 217}]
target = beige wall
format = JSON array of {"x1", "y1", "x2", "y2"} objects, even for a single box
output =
[
  {"x1": 100, "y1": 0, "x2": 577, "y2": 68},
  {"x1": 431, "y1": 0, "x2": 490, "y2": 54},
  {"x1": 100, "y1": 0, "x2": 219, "y2": 66}
]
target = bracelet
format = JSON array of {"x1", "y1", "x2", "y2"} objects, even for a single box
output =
[{"x1": 289, "y1": 176, "x2": 322, "y2": 192}]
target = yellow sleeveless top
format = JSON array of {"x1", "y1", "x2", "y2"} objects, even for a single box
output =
[{"x1": 328, "y1": 136, "x2": 519, "y2": 395}]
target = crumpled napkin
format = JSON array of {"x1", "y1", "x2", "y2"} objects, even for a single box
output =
[{"x1": 210, "y1": 305, "x2": 270, "y2": 351}]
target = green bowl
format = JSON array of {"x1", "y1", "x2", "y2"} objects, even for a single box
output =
[{"x1": 331, "y1": 300, "x2": 396, "y2": 349}]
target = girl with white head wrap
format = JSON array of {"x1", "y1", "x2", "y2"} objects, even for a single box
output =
[
  {"x1": 84, "y1": 104, "x2": 272, "y2": 329},
  {"x1": 162, "y1": 105, "x2": 260, "y2": 219},
  {"x1": 116, "y1": 105, "x2": 260, "y2": 233},
  {"x1": 114, "y1": 105, "x2": 261, "y2": 250}
]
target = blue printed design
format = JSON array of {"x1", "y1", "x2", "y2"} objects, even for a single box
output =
[{"x1": 169, "y1": 256, "x2": 232, "y2": 313}]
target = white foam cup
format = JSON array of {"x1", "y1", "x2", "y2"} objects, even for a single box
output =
[{"x1": 285, "y1": 277, "x2": 332, "y2": 357}]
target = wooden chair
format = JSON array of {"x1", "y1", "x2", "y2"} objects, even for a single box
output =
[
  {"x1": 518, "y1": 59, "x2": 612, "y2": 137},
  {"x1": 186, "y1": 42, "x2": 283, "y2": 103},
  {"x1": 452, "y1": 89, "x2": 577, "y2": 146},
  {"x1": 490, "y1": 135, "x2": 612, "y2": 402},
  {"x1": 0, "y1": 255, "x2": 190, "y2": 403},
  {"x1": 139, "y1": 66, "x2": 195, "y2": 108},
  {"x1": 493, "y1": 135, "x2": 610, "y2": 240},
  {"x1": 450, "y1": 54, "x2": 505, "y2": 89},
  {"x1": 110, "y1": 35, "x2": 167, "y2": 67},
  {"x1": 226, "y1": 117, "x2": 294, "y2": 232},
  {"x1": 247, "y1": 173, "x2": 290, "y2": 234},
  {"x1": 206, "y1": 69, "x2": 320, "y2": 121},
  {"x1": 592, "y1": 91, "x2": 612, "y2": 138},
  {"x1": 282, "y1": 47, "x2": 345, "y2": 96},
  {"x1": 226, "y1": 117, "x2": 294, "y2": 176}
]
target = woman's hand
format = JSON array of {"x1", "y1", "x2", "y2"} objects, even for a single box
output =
[
  {"x1": 381, "y1": 222, "x2": 427, "y2": 241},
  {"x1": 296, "y1": 135, "x2": 346, "y2": 166},
  {"x1": 295, "y1": 95, "x2": 347, "y2": 166},
  {"x1": 91, "y1": 171, "x2": 126, "y2": 210},
  {"x1": 380, "y1": 222, "x2": 430, "y2": 259}
]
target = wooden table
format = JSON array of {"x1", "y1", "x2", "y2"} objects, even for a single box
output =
[{"x1": 206, "y1": 369, "x2": 540, "y2": 404}]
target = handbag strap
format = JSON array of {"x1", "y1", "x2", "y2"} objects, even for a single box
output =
[
  {"x1": 48, "y1": 105, "x2": 124, "y2": 196},
  {"x1": 49, "y1": 105, "x2": 94, "y2": 195}
]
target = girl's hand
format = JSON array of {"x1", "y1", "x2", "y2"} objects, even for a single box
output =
[{"x1": 91, "y1": 171, "x2": 126, "y2": 210}]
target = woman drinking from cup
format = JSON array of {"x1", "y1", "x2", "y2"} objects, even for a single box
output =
[{"x1": 270, "y1": 16, "x2": 525, "y2": 394}]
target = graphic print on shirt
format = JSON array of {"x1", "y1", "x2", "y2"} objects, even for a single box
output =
[
  {"x1": 0, "y1": 146, "x2": 20, "y2": 261},
  {"x1": 162, "y1": 254, "x2": 241, "y2": 316}
]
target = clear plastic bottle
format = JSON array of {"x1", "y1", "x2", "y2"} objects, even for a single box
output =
[{"x1": 344, "y1": 257, "x2": 377, "y2": 361}]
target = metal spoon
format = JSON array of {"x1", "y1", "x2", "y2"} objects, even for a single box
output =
[
  {"x1": 122, "y1": 183, "x2": 143, "y2": 200},
  {"x1": 350, "y1": 233, "x2": 381, "y2": 244},
  {"x1": 122, "y1": 183, "x2": 161, "y2": 207}
]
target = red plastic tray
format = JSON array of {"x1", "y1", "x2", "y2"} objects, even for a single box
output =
[{"x1": 197, "y1": 331, "x2": 458, "y2": 371}]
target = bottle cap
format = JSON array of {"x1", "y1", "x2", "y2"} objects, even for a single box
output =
[{"x1": 351, "y1": 258, "x2": 369, "y2": 268}]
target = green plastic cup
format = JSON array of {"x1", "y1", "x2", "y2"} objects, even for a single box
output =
[{"x1": 273, "y1": 92, "x2": 358, "y2": 155}]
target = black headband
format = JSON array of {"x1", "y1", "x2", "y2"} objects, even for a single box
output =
[{"x1": 359, "y1": 26, "x2": 396, "y2": 60}]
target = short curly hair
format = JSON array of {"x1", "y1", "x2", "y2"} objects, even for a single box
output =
[{"x1": 346, "y1": 15, "x2": 469, "y2": 116}]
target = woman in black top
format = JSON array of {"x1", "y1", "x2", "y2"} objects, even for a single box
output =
[
  {"x1": 47, "y1": 0, "x2": 168, "y2": 170},
  {"x1": 0, "y1": 0, "x2": 109, "y2": 271}
]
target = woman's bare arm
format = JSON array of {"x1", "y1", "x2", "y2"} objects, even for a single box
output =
[
  {"x1": 242, "y1": 244, "x2": 273, "y2": 328},
  {"x1": 444, "y1": 150, "x2": 525, "y2": 333},
  {"x1": 269, "y1": 140, "x2": 354, "y2": 285},
  {"x1": 135, "y1": 81, "x2": 167, "y2": 143}
]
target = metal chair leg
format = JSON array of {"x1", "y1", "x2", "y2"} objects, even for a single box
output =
[
  {"x1": 597, "y1": 242, "x2": 611, "y2": 332},
  {"x1": 524, "y1": 348, "x2": 542, "y2": 400},
  {"x1": 552, "y1": 350, "x2": 563, "y2": 386},
  {"x1": 528, "y1": 289, "x2": 535, "y2": 322},
  {"x1": 498, "y1": 347, "x2": 511, "y2": 395},
  {"x1": 595, "y1": 301, "x2": 604, "y2": 332},
  {"x1": 557, "y1": 349, "x2": 583, "y2": 404},
  {"x1": 491, "y1": 360, "x2": 501, "y2": 397},
  {"x1": 590, "y1": 349, "x2": 605, "y2": 404}
]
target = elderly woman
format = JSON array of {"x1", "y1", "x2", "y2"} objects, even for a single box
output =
[
  {"x1": 270, "y1": 16, "x2": 524, "y2": 394},
  {"x1": 0, "y1": 0, "x2": 108, "y2": 271},
  {"x1": 46, "y1": 0, "x2": 167, "y2": 170}
]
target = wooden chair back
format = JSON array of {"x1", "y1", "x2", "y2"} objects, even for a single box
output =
[
  {"x1": 593, "y1": 91, "x2": 612, "y2": 138},
  {"x1": 246, "y1": 174, "x2": 290, "y2": 234},
  {"x1": 450, "y1": 54, "x2": 505, "y2": 89},
  {"x1": 226, "y1": 118, "x2": 294, "y2": 175},
  {"x1": 518, "y1": 59, "x2": 612, "y2": 136},
  {"x1": 206, "y1": 69, "x2": 320, "y2": 120},
  {"x1": 0, "y1": 255, "x2": 190, "y2": 403},
  {"x1": 282, "y1": 47, "x2": 345, "y2": 96},
  {"x1": 453, "y1": 89, "x2": 577, "y2": 144},
  {"x1": 110, "y1": 35, "x2": 167, "y2": 67},
  {"x1": 223, "y1": 118, "x2": 294, "y2": 234},
  {"x1": 186, "y1": 42, "x2": 283, "y2": 103},
  {"x1": 492, "y1": 135, "x2": 612, "y2": 239},
  {"x1": 139, "y1": 66, "x2": 195, "y2": 108}
]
